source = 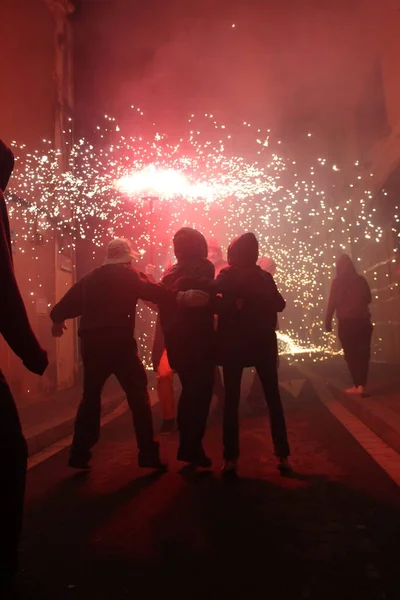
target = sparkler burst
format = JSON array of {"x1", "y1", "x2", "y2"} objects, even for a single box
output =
[{"x1": 6, "y1": 110, "x2": 398, "y2": 365}]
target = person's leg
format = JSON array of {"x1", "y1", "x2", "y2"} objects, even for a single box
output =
[
  {"x1": 255, "y1": 351, "x2": 291, "y2": 466},
  {"x1": 157, "y1": 349, "x2": 175, "y2": 433},
  {"x1": 176, "y1": 362, "x2": 215, "y2": 466},
  {"x1": 70, "y1": 341, "x2": 111, "y2": 466},
  {"x1": 113, "y1": 341, "x2": 163, "y2": 467},
  {"x1": 338, "y1": 321, "x2": 360, "y2": 389},
  {"x1": 246, "y1": 372, "x2": 266, "y2": 414},
  {"x1": 0, "y1": 371, "x2": 27, "y2": 589},
  {"x1": 222, "y1": 365, "x2": 243, "y2": 463}
]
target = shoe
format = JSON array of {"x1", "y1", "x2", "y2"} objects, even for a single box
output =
[
  {"x1": 357, "y1": 385, "x2": 365, "y2": 396},
  {"x1": 345, "y1": 386, "x2": 359, "y2": 395},
  {"x1": 138, "y1": 456, "x2": 168, "y2": 471},
  {"x1": 159, "y1": 419, "x2": 176, "y2": 435},
  {"x1": 68, "y1": 456, "x2": 91, "y2": 470},
  {"x1": 177, "y1": 447, "x2": 212, "y2": 469},
  {"x1": 277, "y1": 457, "x2": 293, "y2": 476},
  {"x1": 221, "y1": 459, "x2": 238, "y2": 475}
]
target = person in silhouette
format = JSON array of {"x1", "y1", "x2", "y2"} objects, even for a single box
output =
[
  {"x1": 159, "y1": 228, "x2": 216, "y2": 468},
  {"x1": 325, "y1": 254, "x2": 373, "y2": 396},
  {"x1": 0, "y1": 139, "x2": 48, "y2": 593},
  {"x1": 50, "y1": 237, "x2": 207, "y2": 470}
]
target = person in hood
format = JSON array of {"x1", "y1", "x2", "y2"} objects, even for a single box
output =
[
  {"x1": 159, "y1": 227, "x2": 216, "y2": 468},
  {"x1": 50, "y1": 237, "x2": 207, "y2": 471},
  {"x1": 212, "y1": 233, "x2": 291, "y2": 475},
  {"x1": 325, "y1": 254, "x2": 373, "y2": 396},
  {"x1": 0, "y1": 139, "x2": 48, "y2": 592}
]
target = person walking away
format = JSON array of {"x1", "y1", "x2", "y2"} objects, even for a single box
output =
[
  {"x1": 0, "y1": 139, "x2": 48, "y2": 593},
  {"x1": 50, "y1": 237, "x2": 207, "y2": 470},
  {"x1": 246, "y1": 255, "x2": 278, "y2": 414},
  {"x1": 212, "y1": 233, "x2": 291, "y2": 475},
  {"x1": 159, "y1": 228, "x2": 216, "y2": 468},
  {"x1": 325, "y1": 254, "x2": 373, "y2": 396}
]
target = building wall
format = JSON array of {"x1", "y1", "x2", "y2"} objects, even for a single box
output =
[
  {"x1": 0, "y1": 0, "x2": 77, "y2": 394},
  {"x1": 348, "y1": 0, "x2": 400, "y2": 363}
]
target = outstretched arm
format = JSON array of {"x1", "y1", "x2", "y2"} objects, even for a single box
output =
[{"x1": 50, "y1": 278, "x2": 84, "y2": 326}]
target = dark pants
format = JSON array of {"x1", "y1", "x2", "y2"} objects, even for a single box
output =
[
  {"x1": 176, "y1": 361, "x2": 215, "y2": 456},
  {"x1": 222, "y1": 356, "x2": 290, "y2": 461},
  {"x1": 338, "y1": 318, "x2": 373, "y2": 387},
  {"x1": 72, "y1": 338, "x2": 158, "y2": 461},
  {"x1": 0, "y1": 371, "x2": 27, "y2": 586}
]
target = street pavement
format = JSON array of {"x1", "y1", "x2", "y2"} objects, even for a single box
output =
[{"x1": 12, "y1": 359, "x2": 400, "y2": 600}]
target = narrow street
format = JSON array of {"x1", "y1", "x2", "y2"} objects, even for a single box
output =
[{"x1": 17, "y1": 359, "x2": 400, "y2": 600}]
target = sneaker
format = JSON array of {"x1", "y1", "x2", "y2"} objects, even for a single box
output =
[
  {"x1": 68, "y1": 456, "x2": 91, "y2": 470},
  {"x1": 277, "y1": 457, "x2": 293, "y2": 476},
  {"x1": 221, "y1": 459, "x2": 238, "y2": 475},
  {"x1": 159, "y1": 419, "x2": 176, "y2": 435},
  {"x1": 177, "y1": 447, "x2": 212, "y2": 469},
  {"x1": 345, "y1": 386, "x2": 359, "y2": 395},
  {"x1": 138, "y1": 456, "x2": 168, "y2": 471},
  {"x1": 357, "y1": 385, "x2": 366, "y2": 396}
]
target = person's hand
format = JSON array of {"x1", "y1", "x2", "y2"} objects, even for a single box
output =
[
  {"x1": 325, "y1": 322, "x2": 332, "y2": 333},
  {"x1": 177, "y1": 290, "x2": 210, "y2": 307},
  {"x1": 23, "y1": 348, "x2": 48, "y2": 376},
  {"x1": 52, "y1": 322, "x2": 67, "y2": 338}
]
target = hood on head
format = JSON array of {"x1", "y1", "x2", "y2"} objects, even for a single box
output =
[
  {"x1": 0, "y1": 139, "x2": 14, "y2": 192},
  {"x1": 173, "y1": 227, "x2": 208, "y2": 262},
  {"x1": 336, "y1": 254, "x2": 357, "y2": 278},
  {"x1": 228, "y1": 233, "x2": 259, "y2": 267}
]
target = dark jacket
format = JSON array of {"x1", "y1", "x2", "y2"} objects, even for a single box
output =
[
  {"x1": 325, "y1": 254, "x2": 372, "y2": 326},
  {"x1": 214, "y1": 233, "x2": 285, "y2": 367},
  {"x1": 159, "y1": 228, "x2": 215, "y2": 370},
  {"x1": 0, "y1": 139, "x2": 48, "y2": 375},
  {"x1": 50, "y1": 263, "x2": 173, "y2": 342}
]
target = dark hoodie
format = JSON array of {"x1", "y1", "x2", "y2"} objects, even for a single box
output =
[
  {"x1": 158, "y1": 227, "x2": 215, "y2": 370},
  {"x1": 325, "y1": 254, "x2": 372, "y2": 326},
  {"x1": 213, "y1": 233, "x2": 285, "y2": 367},
  {"x1": 0, "y1": 139, "x2": 48, "y2": 375}
]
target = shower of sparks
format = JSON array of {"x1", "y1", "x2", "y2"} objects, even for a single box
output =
[{"x1": 6, "y1": 110, "x2": 399, "y2": 366}]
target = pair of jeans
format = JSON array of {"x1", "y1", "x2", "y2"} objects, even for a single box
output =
[
  {"x1": 72, "y1": 338, "x2": 158, "y2": 460},
  {"x1": 338, "y1": 318, "x2": 373, "y2": 387},
  {"x1": 176, "y1": 361, "x2": 215, "y2": 456},
  {"x1": 0, "y1": 371, "x2": 27, "y2": 585},
  {"x1": 222, "y1": 355, "x2": 290, "y2": 461}
]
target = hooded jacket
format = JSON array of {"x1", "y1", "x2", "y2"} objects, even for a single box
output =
[
  {"x1": 158, "y1": 227, "x2": 215, "y2": 370},
  {"x1": 213, "y1": 233, "x2": 286, "y2": 367},
  {"x1": 0, "y1": 139, "x2": 47, "y2": 375},
  {"x1": 325, "y1": 254, "x2": 372, "y2": 326}
]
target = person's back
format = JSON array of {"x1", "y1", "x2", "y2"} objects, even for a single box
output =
[
  {"x1": 212, "y1": 233, "x2": 290, "y2": 476},
  {"x1": 158, "y1": 227, "x2": 216, "y2": 468},
  {"x1": 79, "y1": 264, "x2": 142, "y2": 341},
  {"x1": 159, "y1": 229, "x2": 215, "y2": 370},
  {"x1": 215, "y1": 235, "x2": 285, "y2": 367},
  {"x1": 332, "y1": 273, "x2": 371, "y2": 320}
]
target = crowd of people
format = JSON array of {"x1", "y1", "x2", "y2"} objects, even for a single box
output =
[{"x1": 0, "y1": 137, "x2": 373, "y2": 592}]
